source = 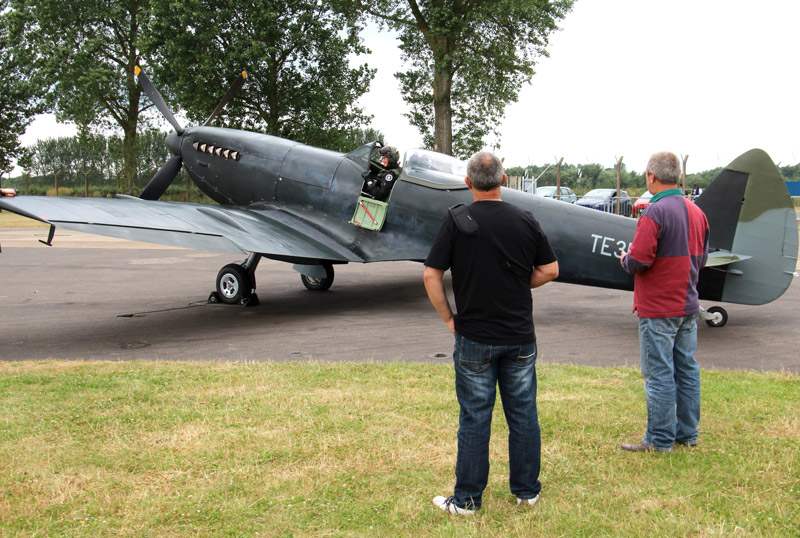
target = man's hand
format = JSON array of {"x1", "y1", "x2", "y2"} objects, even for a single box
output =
[{"x1": 423, "y1": 266, "x2": 455, "y2": 334}]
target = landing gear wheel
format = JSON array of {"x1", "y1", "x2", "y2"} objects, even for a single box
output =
[
  {"x1": 704, "y1": 306, "x2": 728, "y2": 327},
  {"x1": 301, "y1": 262, "x2": 334, "y2": 291},
  {"x1": 216, "y1": 263, "x2": 252, "y2": 304}
]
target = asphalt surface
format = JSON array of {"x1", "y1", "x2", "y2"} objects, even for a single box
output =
[{"x1": 1, "y1": 226, "x2": 798, "y2": 373}]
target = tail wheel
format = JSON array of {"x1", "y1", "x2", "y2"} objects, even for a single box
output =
[
  {"x1": 216, "y1": 263, "x2": 252, "y2": 304},
  {"x1": 704, "y1": 306, "x2": 728, "y2": 327},
  {"x1": 301, "y1": 262, "x2": 334, "y2": 291}
]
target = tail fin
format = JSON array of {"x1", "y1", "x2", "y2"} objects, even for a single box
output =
[{"x1": 696, "y1": 149, "x2": 798, "y2": 305}]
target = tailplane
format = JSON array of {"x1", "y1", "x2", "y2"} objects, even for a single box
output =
[{"x1": 696, "y1": 149, "x2": 798, "y2": 305}]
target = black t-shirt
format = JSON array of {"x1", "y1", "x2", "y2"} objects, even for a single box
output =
[{"x1": 424, "y1": 200, "x2": 557, "y2": 345}]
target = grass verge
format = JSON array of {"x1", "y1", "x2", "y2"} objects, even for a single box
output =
[
  {"x1": 0, "y1": 361, "x2": 797, "y2": 537},
  {"x1": 0, "y1": 211, "x2": 47, "y2": 228}
]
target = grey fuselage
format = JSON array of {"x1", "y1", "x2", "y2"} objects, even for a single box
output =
[{"x1": 179, "y1": 126, "x2": 637, "y2": 292}]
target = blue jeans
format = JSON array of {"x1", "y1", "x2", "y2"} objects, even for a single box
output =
[
  {"x1": 638, "y1": 315, "x2": 701, "y2": 451},
  {"x1": 451, "y1": 333, "x2": 541, "y2": 510}
]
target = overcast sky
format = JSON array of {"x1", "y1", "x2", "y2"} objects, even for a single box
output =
[
  {"x1": 358, "y1": 0, "x2": 799, "y2": 173},
  {"x1": 19, "y1": 0, "x2": 799, "y2": 174}
]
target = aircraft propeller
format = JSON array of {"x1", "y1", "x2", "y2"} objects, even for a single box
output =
[{"x1": 135, "y1": 66, "x2": 247, "y2": 200}]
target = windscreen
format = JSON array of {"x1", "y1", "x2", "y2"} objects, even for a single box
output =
[{"x1": 402, "y1": 149, "x2": 467, "y2": 186}]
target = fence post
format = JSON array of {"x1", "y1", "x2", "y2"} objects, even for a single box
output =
[
  {"x1": 25, "y1": 172, "x2": 29, "y2": 196},
  {"x1": 84, "y1": 171, "x2": 89, "y2": 197},
  {"x1": 615, "y1": 156, "x2": 623, "y2": 215},
  {"x1": 681, "y1": 154, "x2": 689, "y2": 196},
  {"x1": 556, "y1": 157, "x2": 564, "y2": 200},
  {"x1": 54, "y1": 170, "x2": 61, "y2": 197},
  {"x1": 185, "y1": 170, "x2": 190, "y2": 202}
]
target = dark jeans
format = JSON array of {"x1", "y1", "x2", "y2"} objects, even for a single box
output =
[{"x1": 452, "y1": 332, "x2": 542, "y2": 510}]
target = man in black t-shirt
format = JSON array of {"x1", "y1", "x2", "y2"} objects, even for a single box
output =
[{"x1": 423, "y1": 151, "x2": 559, "y2": 515}]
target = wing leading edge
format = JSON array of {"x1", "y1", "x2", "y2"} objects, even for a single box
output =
[{"x1": 0, "y1": 196, "x2": 363, "y2": 263}]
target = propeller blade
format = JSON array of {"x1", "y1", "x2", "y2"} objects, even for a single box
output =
[
  {"x1": 139, "y1": 155, "x2": 183, "y2": 200},
  {"x1": 203, "y1": 71, "x2": 247, "y2": 126},
  {"x1": 135, "y1": 66, "x2": 184, "y2": 134}
]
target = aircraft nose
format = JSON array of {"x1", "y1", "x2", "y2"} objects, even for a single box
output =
[{"x1": 165, "y1": 131, "x2": 181, "y2": 156}]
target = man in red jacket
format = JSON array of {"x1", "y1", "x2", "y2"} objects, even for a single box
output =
[{"x1": 620, "y1": 151, "x2": 709, "y2": 452}]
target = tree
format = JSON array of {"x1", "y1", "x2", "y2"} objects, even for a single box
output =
[
  {"x1": 0, "y1": 0, "x2": 44, "y2": 175},
  {"x1": 779, "y1": 164, "x2": 799, "y2": 182},
  {"x1": 145, "y1": 0, "x2": 375, "y2": 152},
  {"x1": 343, "y1": 0, "x2": 573, "y2": 158},
  {"x1": 136, "y1": 129, "x2": 171, "y2": 185},
  {"x1": 8, "y1": 0, "x2": 152, "y2": 192}
]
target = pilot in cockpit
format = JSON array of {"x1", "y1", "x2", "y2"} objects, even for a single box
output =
[{"x1": 363, "y1": 145, "x2": 401, "y2": 201}]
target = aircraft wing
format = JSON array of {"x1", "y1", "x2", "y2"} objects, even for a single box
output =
[{"x1": 0, "y1": 195, "x2": 363, "y2": 262}]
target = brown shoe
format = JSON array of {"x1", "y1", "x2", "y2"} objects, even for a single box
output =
[{"x1": 621, "y1": 442, "x2": 653, "y2": 452}]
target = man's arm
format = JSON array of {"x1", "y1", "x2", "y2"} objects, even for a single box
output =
[
  {"x1": 620, "y1": 217, "x2": 659, "y2": 275},
  {"x1": 530, "y1": 261, "x2": 559, "y2": 289},
  {"x1": 423, "y1": 266, "x2": 455, "y2": 334}
]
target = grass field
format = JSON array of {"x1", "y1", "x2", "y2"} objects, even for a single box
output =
[
  {"x1": 0, "y1": 211, "x2": 47, "y2": 227},
  {"x1": 0, "y1": 361, "x2": 797, "y2": 537}
]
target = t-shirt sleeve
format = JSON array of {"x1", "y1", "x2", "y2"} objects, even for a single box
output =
[
  {"x1": 424, "y1": 213, "x2": 454, "y2": 270},
  {"x1": 533, "y1": 229, "x2": 558, "y2": 267},
  {"x1": 523, "y1": 212, "x2": 558, "y2": 267}
]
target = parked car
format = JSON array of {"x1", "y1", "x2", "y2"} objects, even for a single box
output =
[
  {"x1": 576, "y1": 188, "x2": 632, "y2": 217},
  {"x1": 533, "y1": 186, "x2": 577, "y2": 203},
  {"x1": 632, "y1": 191, "x2": 653, "y2": 217}
]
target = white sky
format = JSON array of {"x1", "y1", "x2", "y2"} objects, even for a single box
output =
[{"x1": 17, "y1": 0, "x2": 800, "y2": 175}]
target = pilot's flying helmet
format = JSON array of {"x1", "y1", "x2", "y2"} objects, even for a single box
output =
[{"x1": 379, "y1": 145, "x2": 400, "y2": 166}]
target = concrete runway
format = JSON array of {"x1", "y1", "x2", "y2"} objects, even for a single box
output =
[{"x1": 1, "y1": 226, "x2": 798, "y2": 372}]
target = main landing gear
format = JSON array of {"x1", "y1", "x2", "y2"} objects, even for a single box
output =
[
  {"x1": 300, "y1": 262, "x2": 334, "y2": 291},
  {"x1": 208, "y1": 253, "x2": 261, "y2": 306},
  {"x1": 207, "y1": 255, "x2": 336, "y2": 306},
  {"x1": 701, "y1": 305, "x2": 728, "y2": 327}
]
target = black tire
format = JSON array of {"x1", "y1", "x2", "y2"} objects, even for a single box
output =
[
  {"x1": 216, "y1": 263, "x2": 252, "y2": 304},
  {"x1": 705, "y1": 306, "x2": 728, "y2": 327},
  {"x1": 300, "y1": 262, "x2": 334, "y2": 291}
]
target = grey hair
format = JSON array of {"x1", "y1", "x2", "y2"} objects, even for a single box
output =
[
  {"x1": 646, "y1": 151, "x2": 681, "y2": 185},
  {"x1": 466, "y1": 151, "x2": 504, "y2": 191}
]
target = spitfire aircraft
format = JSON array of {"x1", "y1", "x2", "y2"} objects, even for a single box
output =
[{"x1": 1, "y1": 70, "x2": 797, "y2": 327}]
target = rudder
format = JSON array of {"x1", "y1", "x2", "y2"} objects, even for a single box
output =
[{"x1": 696, "y1": 149, "x2": 798, "y2": 305}]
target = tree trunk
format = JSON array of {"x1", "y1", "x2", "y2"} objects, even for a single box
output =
[
  {"x1": 121, "y1": 125, "x2": 138, "y2": 194},
  {"x1": 432, "y1": 69, "x2": 453, "y2": 155}
]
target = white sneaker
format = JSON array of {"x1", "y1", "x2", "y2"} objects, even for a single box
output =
[
  {"x1": 432, "y1": 495, "x2": 475, "y2": 515},
  {"x1": 517, "y1": 493, "x2": 540, "y2": 506}
]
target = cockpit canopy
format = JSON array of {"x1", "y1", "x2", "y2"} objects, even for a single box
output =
[
  {"x1": 345, "y1": 143, "x2": 469, "y2": 190},
  {"x1": 402, "y1": 149, "x2": 467, "y2": 186}
]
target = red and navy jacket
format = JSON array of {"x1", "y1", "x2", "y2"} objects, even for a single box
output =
[{"x1": 622, "y1": 189, "x2": 709, "y2": 318}]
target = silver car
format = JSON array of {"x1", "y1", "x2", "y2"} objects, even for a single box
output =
[{"x1": 533, "y1": 186, "x2": 577, "y2": 203}]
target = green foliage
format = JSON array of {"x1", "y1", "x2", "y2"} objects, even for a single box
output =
[
  {"x1": 354, "y1": 0, "x2": 574, "y2": 157},
  {"x1": 26, "y1": 136, "x2": 117, "y2": 189},
  {"x1": 339, "y1": 127, "x2": 386, "y2": 150},
  {"x1": 779, "y1": 163, "x2": 800, "y2": 181},
  {"x1": 7, "y1": 0, "x2": 155, "y2": 190},
  {"x1": 508, "y1": 161, "x2": 645, "y2": 191},
  {"x1": 510, "y1": 159, "x2": 800, "y2": 193},
  {"x1": 145, "y1": 0, "x2": 374, "y2": 152},
  {"x1": 5, "y1": 131, "x2": 212, "y2": 200},
  {"x1": 0, "y1": 0, "x2": 45, "y2": 173}
]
